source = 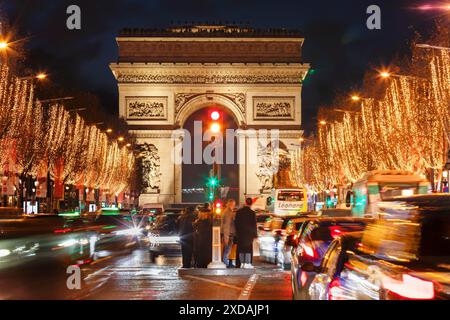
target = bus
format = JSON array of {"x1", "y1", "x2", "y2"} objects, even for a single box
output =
[
  {"x1": 268, "y1": 188, "x2": 308, "y2": 216},
  {"x1": 350, "y1": 170, "x2": 430, "y2": 217}
]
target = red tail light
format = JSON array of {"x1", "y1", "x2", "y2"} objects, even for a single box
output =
[
  {"x1": 382, "y1": 274, "x2": 435, "y2": 300},
  {"x1": 329, "y1": 226, "x2": 342, "y2": 239},
  {"x1": 301, "y1": 243, "x2": 315, "y2": 258},
  {"x1": 54, "y1": 228, "x2": 72, "y2": 234}
]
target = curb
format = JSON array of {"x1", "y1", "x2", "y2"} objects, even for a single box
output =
[{"x1": 178, "y1": 268, "x2": 256, "y2": 276}]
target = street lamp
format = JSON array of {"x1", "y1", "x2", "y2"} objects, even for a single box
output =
[
  {"x1": 351, "y1": 95, "x2": 361, "y2": 101},
  {"x1": 19, "y1": 73, "x2": 48, "y2": 81},
  {"x1": 0, "y1": 41, "x2": 8, "y2": 50},
  {"x1": 36, "y1": 73, "x2": 47, "y2": 80},
  {"x1": 118, "y1": 136, "x2": 125, "y2": 142},
  {"x1": 106, "y1": 128, "x2": 113, "y2": 133},
  {"x1": 379, "y1": 71, "x2": 391, "y2": 79},
  {"x1": 319, "y1": 120, "x2": 327, "y2": 125}
]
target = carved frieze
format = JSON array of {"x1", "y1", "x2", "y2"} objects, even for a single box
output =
[
  {"x1": 253, "y1": 96, "x2": 295, "y2": 120},
  {"x1": 116, "y1": 71, "x2": 304, "y2": 84},
  {"x1": 126, "y1": 96, "x2": 168, "y2": 120}
]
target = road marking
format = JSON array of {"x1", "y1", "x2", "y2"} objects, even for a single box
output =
[
  {"x1": 238, "y1": 274, "x2": 259, "y2": 300},
  {"x1": 183, "y1": 275, "x2": 243, "y2": 291},
  {"x1": 84, "y1": 265, "x2": 112, "y2": 280},
  {"x1": 90, "y1": 255, "x2": 112, "y2": 265}
]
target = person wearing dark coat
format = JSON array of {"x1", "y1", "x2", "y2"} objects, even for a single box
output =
[
  {"x1": 193, "y1": 210, "x2": 212, "y2": 268},
  {"x1": 235, "y1": 197, "x2": 257, "y2": 269},
  {"x1": 177, "y1": 207, "x2": 196, "y2": 268}
]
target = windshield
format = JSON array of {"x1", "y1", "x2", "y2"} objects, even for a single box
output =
[
  {"x1": 379, "y1": 183, "x2": 418, "y2": 200},
  {"x1": 277, "y1": 191, "x2": 304, "y2": 202},
  {"x1": 152, "y1": 215, "x2": 179, "y2": 232}
]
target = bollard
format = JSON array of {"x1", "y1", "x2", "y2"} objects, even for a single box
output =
[{"x1": 207, "y1": 225, "x2": 226, "y2": 269}]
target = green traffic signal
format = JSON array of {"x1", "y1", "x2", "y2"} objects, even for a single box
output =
[{"x1": 208, "y1": 176, "x2": 218, "y2": 187}]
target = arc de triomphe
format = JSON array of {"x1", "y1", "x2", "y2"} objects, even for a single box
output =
[{"x1": 110, "y1": 25, "x2": 309, "y2": 206}]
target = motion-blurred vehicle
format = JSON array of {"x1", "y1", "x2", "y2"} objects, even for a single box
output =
[
  {"x1": 307, "y1": 232, "x2": 363, "y2": 300},
  {"x1": 290, "y1": 217, "x2": 371, "y2": 300},
  {"x1": 350, "y1": 170, "x2": 430, "y2": 217},
  {"x1": 147, "y1": 211, "x2": 182, "y2": 262},
  {"x1": 258, "y1": 214, "x2": 315, "y2": 269},
  {"x1": 0, "y1": 213, "x2": 97, "y2": 269},
  {"x1": 92, "y1": 213, "x2": 142, "y2": 252},
  {"x1": 332, "y1": 194, "x2": 450, "y2": 300},
  {"x1": 142, "y1": 203, "x2": 164, "y2": 216},
  {"x1": 256, "y1": 212, "x2": 271, "y2": 231},
  {"x1": 268, "y1": 188, "x2": 308, "y2": 215},
  {"x1": 320, "y1": 208, "x2": 351, "y2": 218}
]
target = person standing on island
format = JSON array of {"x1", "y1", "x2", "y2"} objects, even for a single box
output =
[
  {"x1": 177, "y1": 206, "x2": 196, "y2": 268},
  {"x1": 221, "y1": 199, "x2": 236, "y2": 268},
  {"x1": 235, "y1": 197, "x2": 257, "y2": 269}
]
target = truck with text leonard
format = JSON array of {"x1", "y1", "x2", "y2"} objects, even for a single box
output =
[{"x1": 349, "y1": 170, "x2": 430, "y2": 217}]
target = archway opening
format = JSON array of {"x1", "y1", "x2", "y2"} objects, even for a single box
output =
[{"x1": 182, "y1": 105, "x2": 239, "y2": 203}]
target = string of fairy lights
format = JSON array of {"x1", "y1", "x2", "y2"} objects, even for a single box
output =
[
  {"x1": 292, "y1": 33, "x2": 450, "y2": 192},
  {"x1": 0, "y1": 62, "x2": 135, "y2": 196}
]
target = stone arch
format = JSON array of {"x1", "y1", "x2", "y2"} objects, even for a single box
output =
[{"x1": 175, "y1": 93, "x2": 245, "y2": 127}]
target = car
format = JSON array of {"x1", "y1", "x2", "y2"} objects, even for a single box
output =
[
  {"x1": 307, "y1": 232, "x2": 364, "y2": 300},
  {"x1": 92, "y1": 214, "x2": 142, "y2": 252},
  {"x1": 331, "y1": 194, "x2": 450, "y2": 300},
  {"x1": 0, "y1": 214, "x2": 97, "y2": 268},
  {"x1": 258, "y1": 214, "x2": 315, "y2": 269},
  {"x1": 147, "y1": 211, "x2": 182, "y2": 262},
  {"x1": 290, "y1": 217, "x2": 371, "y2": 300},
  {"x1": 256, "y1": 212, "x2": 271, "y2": 231}
]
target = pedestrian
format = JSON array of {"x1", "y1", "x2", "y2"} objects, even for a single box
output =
[
  {"x1": 177, "y1": 206, "x2": 196, "y2": 268},
  {"x1": 221, "y1": 199, "x2": 236, "y2": 268},
  {"x1": 193, "y1": 210, "x2": 212, "y2": 268},
  {"x1": 235, "y1": 197, "x2": 257, "y2": 269}
]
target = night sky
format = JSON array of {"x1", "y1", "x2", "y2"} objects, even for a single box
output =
[{"x1": 0, "y1": 0, "x2": 442, "y2": 133}]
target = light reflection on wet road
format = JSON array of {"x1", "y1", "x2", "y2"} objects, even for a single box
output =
[{"x1": 0, "y1": 249, "x2": 291, "y2": 300}]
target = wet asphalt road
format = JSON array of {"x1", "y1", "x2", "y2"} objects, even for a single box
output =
[{"x1": 0, "y1": 248, "x2": 292, "y2": 300}]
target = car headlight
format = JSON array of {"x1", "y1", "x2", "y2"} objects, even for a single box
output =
[
  {"x1": 148, "y1": 235, "x2": 180, "y2": 244},
  {"x1": 0, "y1": 249, "x2": 11, "y2": 258},
  {"x1": 114, "y1": 228, "x2": 143, "y2": 236}
]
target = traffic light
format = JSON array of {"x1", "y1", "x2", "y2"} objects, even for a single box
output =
[
  {"x1": 214, "y1": 201, "x2": 222, "y2": 214},
  {"x1": 208, "y1": 109, "x2": 222, "y2": 134},
  {"x1": 208, "y1": 176, "x2": 218, "y2": 187}
]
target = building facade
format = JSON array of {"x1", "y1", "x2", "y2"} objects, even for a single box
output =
[{"x1": 110, "y1": 25, "x2": 309, "y2": 206}]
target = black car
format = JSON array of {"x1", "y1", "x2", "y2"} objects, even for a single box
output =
[
  {"x1": 330, "y1": 195, "x2": 450, "y2": 300},
  {"x1": 148, "y1": 212, "x2": 182, "y2": 262},
  {"x1": 289, "y1": 217, "x2": 371, "y2": 300}
]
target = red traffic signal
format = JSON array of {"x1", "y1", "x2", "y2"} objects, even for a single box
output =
[{"x1": 209, "y1": 110, "x2": 221, "y2": 121}]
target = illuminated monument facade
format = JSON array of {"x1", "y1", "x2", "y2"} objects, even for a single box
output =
[{"x1": 110, "y1": 24, "x2": 309, "y2": 205}]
